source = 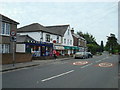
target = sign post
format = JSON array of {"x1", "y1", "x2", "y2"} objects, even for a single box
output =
[{"x1": 10, "y1": 30, "x2": 16, "y2": 66}]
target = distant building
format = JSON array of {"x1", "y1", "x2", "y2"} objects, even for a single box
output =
[
  {"x1": 0, "y1": 14, "x2": 19, "y2": 53},
  {"x1": 46, "y1": 25, "x2": 74, "y2": 55},
  {"x1": 71, "y1": 28, "x2": 87, "y2": 53}
]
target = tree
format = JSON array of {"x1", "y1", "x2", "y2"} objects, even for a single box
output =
[
  {"x1": 100, "y1": 41, "x2": 104, "y2": 52},
  {"x1": 105, "y1": 33, "x2": 118, "y2": 54},
  {"x1": 77, "y1": 31, "x2": 101, "y2": 55}
]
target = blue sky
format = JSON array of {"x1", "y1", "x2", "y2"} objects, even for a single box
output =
[{"x1": 0, "y1": 2, "x2": 118, "y2": 45}]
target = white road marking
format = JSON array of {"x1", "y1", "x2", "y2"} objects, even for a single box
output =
[
  {"x1": 36, "y1": 81, "x2": 39, "y2": 84},
  {"x1": 95, "y1": 60, "x2": 101, "y2": 63},
  {"x1": 41, "y1": 70, "x2": 74, "y2": 82},
  {"x1": 81, "y1": 63, "x2": 93, "y2": 68}
]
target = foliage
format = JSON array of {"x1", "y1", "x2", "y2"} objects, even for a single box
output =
[
  {"x1": 77, "y1": 31, "x2": 101, "y2": 55},
  {"x1": 100, "y1": 41, "x2": 104, "y2": 52},
  {"x1": 105, "y1": 33, "x2": 119, "y2": 54}
]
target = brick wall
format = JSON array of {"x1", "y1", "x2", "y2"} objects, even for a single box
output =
[{"x1": 1, "y1": 53, "x2": 32, "y2": 64}]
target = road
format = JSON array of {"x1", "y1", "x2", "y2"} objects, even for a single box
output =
[{"x1": 2, "y1": 53, "x2": 119, "y2": 88}]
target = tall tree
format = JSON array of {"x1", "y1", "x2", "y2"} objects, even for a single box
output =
[
  {"x1": 77, "y1": 31, "x2": 100, "y2": 54},
  {"x1": 100, "y1": 41, "x2": 104, "y2": 52},
  {"x1": 105, "y1": 33, "x2": 118, "y2": 54}
]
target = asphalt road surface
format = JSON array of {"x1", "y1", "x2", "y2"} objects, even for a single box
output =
[{"x1": 2, "y1": 53, "x2": 119, "y2": 88}]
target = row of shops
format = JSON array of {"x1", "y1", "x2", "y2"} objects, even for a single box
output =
[{"x1": 18, "y1": 42, "x2": 86, "y2": 57}]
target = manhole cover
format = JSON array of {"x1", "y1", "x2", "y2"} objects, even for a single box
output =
[{"x1": 73, "y1": 61, "x2": 89, "y2": 65}]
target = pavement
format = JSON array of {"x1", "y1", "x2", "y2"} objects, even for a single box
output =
[{"x1": 1, "y1": 57, "x2": 72, "y2": 72}]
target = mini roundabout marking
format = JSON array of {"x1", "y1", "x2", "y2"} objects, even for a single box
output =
[
  {"x1": 72, "y1": 61, "x2": 89, "y2": 65},
  {"x1": 96, "y1": 62, "x2": 113, "y2": 67}
]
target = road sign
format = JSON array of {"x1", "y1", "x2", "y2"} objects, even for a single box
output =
[
  {"x1": 10, "y1": 36, "x2": 16, "y2": 42},
  {"x1": 10, "y1": 30, "x2": 16, "y2": 36}
]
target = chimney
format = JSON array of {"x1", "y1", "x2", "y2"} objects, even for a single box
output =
[{"x1": 71, "y1": 28, "x2": 74, "y2": 34}]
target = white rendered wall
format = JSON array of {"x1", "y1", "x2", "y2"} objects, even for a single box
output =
[
  {"x1": 18, "y1": 32, "x2": 42, "y2": 41},
  {"x1": 16, "y1": 44, "x2": 25, "y2": 52},
  {"x1": 62, "y1": 26, "x2": 73, "y2": 46}
]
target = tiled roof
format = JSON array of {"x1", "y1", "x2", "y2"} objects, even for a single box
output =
[
  {"x1": 45, "y1": 25, "x2": 69, "y2": 36},
  {"x1": 18, "y1": 23, "x2": 69, "y2": 36}
]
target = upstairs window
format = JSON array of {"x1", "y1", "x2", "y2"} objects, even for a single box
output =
[
  {"x1": 70, "y1": 40, "x2": 72, "y2": 45},
  {"x1": 46, "y1": 34, "x2": 50, "y2": 42},
  {"x1": 57, "y1": 36, "x2": 59, "y2": 43},
  {"x1": 1, "y1": 22, "x2": 10, "y2": 36},
  {"x1": 67, "y1": 39, "x2": 69, "y2": 45},
  {"x1": 64, "y1": 38, "x2": 66, "y2": 44}
]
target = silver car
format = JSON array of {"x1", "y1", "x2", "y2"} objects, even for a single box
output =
[{"x1": 74, "y1": 52, "x2": 88, "y2": 59}]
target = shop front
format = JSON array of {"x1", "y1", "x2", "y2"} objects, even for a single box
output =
[
  {"x1": 25, "y1": 42, "x2": 53, "y2": 57},
  {"x1": 54, "y1": 45, "x2": 65, "y2": 55},
  {"x1": 64, "y1": 46, "x2": 80, "y2": 55}
]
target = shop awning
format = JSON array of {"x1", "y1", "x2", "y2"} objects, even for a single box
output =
[
  {"x1": 54, "y1": 46, "x2": 64, "y2": 50},
  {"x1": 64, "y1": 46, "x2": 80, "y2": 50},
  {"x1": 64, "y1": 46, "x2": 71, "y2": 49}
]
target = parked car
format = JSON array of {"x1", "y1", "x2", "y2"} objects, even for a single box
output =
[
  {"x1": 74, "y1": 52, "x2": 88, "y2": 59},
  {"x1": 86, "y1": 52, "x2": 93, "y2": 58}
]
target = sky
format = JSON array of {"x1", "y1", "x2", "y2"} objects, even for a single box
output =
[{"x1": 0, "y1": 0, "x2": 118, "y2": 45}]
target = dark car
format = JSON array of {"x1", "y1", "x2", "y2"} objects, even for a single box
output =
[{"x1": 86, "y1": 52, "x2": 93, "y2": 58}]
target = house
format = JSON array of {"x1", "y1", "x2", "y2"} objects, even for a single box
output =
[
  {"x1": 16, "y1": 34, "x2": 53, "y2": 57},
  {"x1": 17, "y1": 23, "x2": 75, "y2": 56},
  {"x1": 46, "y1": 25, "x2": 74, "y2": 55},
  {"x1": 71, "y1": 28, "x2": 87, "y2": 53},
  {"x1": 0, "y1": 14, "x2": 19, "y2": 54},
  {"x1": 17, "y1": 23, "x2": 56, "y2": 57}
]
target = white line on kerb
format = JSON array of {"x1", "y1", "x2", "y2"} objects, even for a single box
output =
[{"x1": 41, "y1": 70, "x2": 74, "y2": 82}]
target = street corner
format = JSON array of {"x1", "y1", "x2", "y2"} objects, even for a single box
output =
[
  {"x1": 72, "y1": 61, "x2": 90, "y2": 66},
  {"x1": 94, "y1": 62, "x2": 114, "y2": 68}
]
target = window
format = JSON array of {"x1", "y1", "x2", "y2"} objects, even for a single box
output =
[
  {"x1": 46, "y1": 34, "x2": 50, "y2": 42},
  {"x1": 70, "y1": 40, "x2": 72, "y2": 45},
  {"x1": 0, "y1": 44, "x2": 10, "y2": 53},
  {"x1": 64, "y1": 39, "x2": 66, "y2": 44},
  {"x1": 78, "y1": 39, "x2": 81, "y2": 45},
  {"x1": 1, "y1": 22, "x2": 10, "y2": 35},
  {"x1": 57, "y1": 36, "x2": 59, "y2": 43},
  {"x1": 67, "y1": 39, "x2": 69, "y2": 45}
]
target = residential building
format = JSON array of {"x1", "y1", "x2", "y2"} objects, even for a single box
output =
[
  {"x1": 71, "y1": 28, "x2": 87, "y2": 53},
  {"x1": 16, "y1": 34, "x2": 53, "y2": 57},
  {"x1": 17, "y1": 23, "x2": 75, "y2": 56},
  {"x1": 46, "y1": 25, "x2": 74, "y2": 55},
  {"x1": 0, "y1": 14, "x2": 19, "y2": 53}
]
